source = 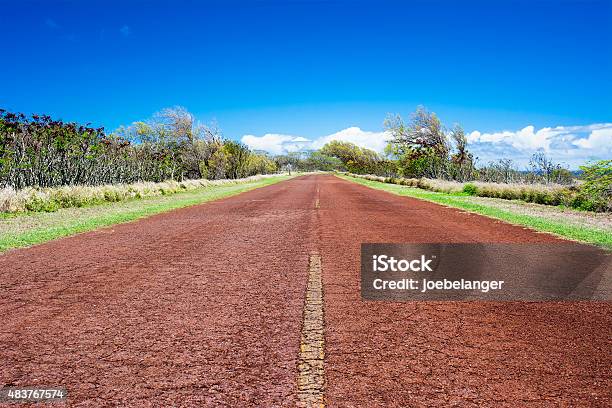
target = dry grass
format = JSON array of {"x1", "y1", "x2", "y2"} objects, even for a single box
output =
[
  {"x1": 467, "y1": 196, "x2": 612, "y2": 232},
  {"x1": 346, "y1": 173, "x2": 586, "y2": 209},
  {"x1": 0, "y1": 174, "x2": 283, "y2": 214}
]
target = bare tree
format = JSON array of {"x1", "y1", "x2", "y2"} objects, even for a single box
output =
[
  {"x1": 153, "y1": 106, "x2": 194, "y2": 144},
  {"x1": 530, "y1": 152, "x2": 559, "y2": 184}
]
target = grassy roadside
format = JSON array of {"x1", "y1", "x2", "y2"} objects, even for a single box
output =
[
  {"x1": 0, "y1": 175, "x2": 292, "y2": 252},
  {"x1": 338, "y1": 174, "x2": 612, "y2": 250}
]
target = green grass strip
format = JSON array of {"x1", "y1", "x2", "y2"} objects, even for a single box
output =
[
  {"x1": 0, "y1": 176, "x2": 291, "y2": 252},
  {"x1": 339, "y1": 174, "x2": 611, "y2": 250}
]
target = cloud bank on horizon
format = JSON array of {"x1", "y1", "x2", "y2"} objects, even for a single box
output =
[{"x1": 241, "y1": 123, "x2": 611, "y2": 169}]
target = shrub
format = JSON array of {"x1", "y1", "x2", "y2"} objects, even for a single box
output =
[
  {"x1": 576, "y1": 160, "x2": 611, "y2": 212},
  {"x1": 463, "y1": 183, "x2": 478, "y2": 195},
  {"x1": 24, "y1": 190, "x2": 58, "y2": 212}
]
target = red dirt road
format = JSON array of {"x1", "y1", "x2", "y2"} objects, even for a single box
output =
[{"x1": 1, "y1": 174, "x2": 610, "y2": 407}]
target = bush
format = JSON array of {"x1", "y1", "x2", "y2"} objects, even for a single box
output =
[
  {"x1": 463, "y1": 183, "x2": 478, "y2": 195},
  {"x1": 577, "y1": 160, "x2": 611, "y2": 212}
]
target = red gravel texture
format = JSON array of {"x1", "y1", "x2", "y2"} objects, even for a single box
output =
[{"x1": 1, "y1": 174, "x2": 610, "y2": 407}]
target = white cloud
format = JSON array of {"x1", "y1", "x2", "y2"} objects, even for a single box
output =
[
  {"x1": 467, "y1": 123, "x2": 612, "y2": 169},
  {"x1": 241, "y1": 133, "x2": 311, "y2": 155},
  {"x1": 292, "y1": 136, "x2": 310, "y2": 142},
  {"x1": 242, "y1": 123, "x2": 611, "y2": 169},
  {"x1": 467, "y1": 126, "x2": 555, "y2": 151},
  {"x1": 241, "y1": 127, "x2": 390, "y2": 156},
  {"x1": 311, "y1": 127, "x2": 390, "y2": 152},
  {"x1": 573, "y1": 127, "x2": 612, "y2": 150},
  {"x1": 120, "y1": 25, "x2": 131, "y2": 37}
]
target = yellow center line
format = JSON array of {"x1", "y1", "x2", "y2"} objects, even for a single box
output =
[{"x1": 297, "y1": 254, "x2": 325, "y2": 407}]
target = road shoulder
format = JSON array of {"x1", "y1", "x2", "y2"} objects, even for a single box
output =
[
  {"x1": 338, "y1": 174, "x2": 611, "y2": 250},
  {"x1": 0, "y1": 175, "x2": 292, "y2": 252}
]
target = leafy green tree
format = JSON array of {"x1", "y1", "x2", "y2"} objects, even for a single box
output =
[
  {"x1": 320, "y1": 141, "x2": 381, "y2": 174},
  {"x1": 207, "y1": 149, "x2": 228, "y2": 179},
  {"x1": 385, "y1": 107, "x2": 449, "y2": 158},
  {"x1": 223, "y1": 140, "x2": 251, "y2": 179},
  {"x1": 274, "y1": 152, "x2": 306, "y2": 172},
  {"x1": 304, "y1": 151, "x2": 344, "y2": 171},
  {"x1": 245, "y1": 153, "x2": 278, "y2": 175},
  {"x1": 577, "y1": 160, "x2": 611, "y2": 211},
  {"x1": 384, "y1": 106, "x2": 450, "y2": 178}
]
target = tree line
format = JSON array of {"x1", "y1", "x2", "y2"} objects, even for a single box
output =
[
  {"x1": 0, "y1": 107, "x2": 276, "y2": 189},
  {"x1": 2, "y1": 105, "x2": 607, "y2": 208},
  {"x1": 281, "y1": 106, "x2": 579, "y2": 185}
]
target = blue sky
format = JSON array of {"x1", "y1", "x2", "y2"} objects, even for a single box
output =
[{"x1": 1, "y1": 0, "x2": 610, "y2": 167}]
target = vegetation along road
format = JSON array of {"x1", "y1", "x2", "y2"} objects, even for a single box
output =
[{"x1": 1, "y1": 175, "x2": 610, "y2": 406}]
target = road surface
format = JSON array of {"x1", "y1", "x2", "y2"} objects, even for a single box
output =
[{"x1": 1, "y1": 175, "x2": 610, "y2": 406}]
